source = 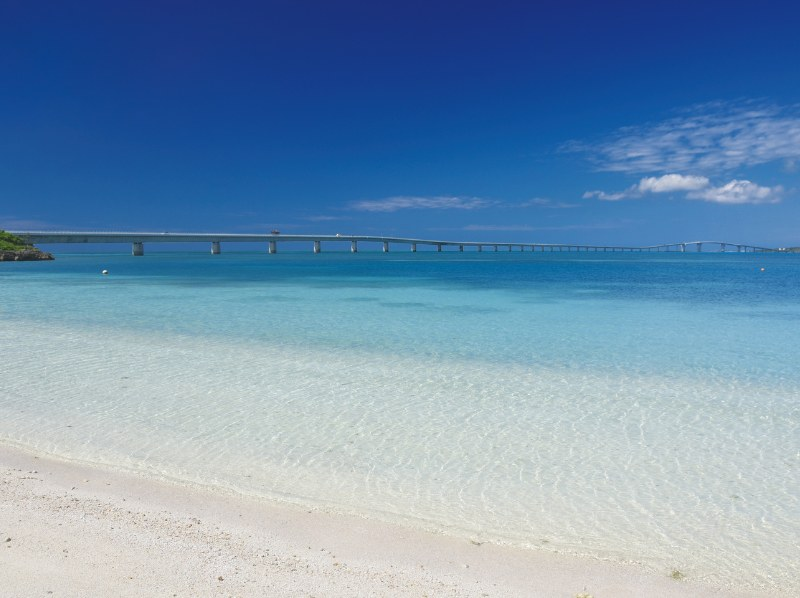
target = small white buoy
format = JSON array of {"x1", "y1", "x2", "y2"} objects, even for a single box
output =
[
  {"x1": 102, "y1": 269, "x2": 109, "y2": 275},
  {"x1": 760, "y1": 267, "x2": 765, "y2": 272}
]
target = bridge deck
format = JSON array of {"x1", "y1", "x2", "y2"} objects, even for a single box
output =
[{"x1": 9, "y1": 231, "x2": 778, "y2": 254}]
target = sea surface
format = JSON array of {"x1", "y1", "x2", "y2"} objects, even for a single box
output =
[{"x1": 1, "y1": 250, "x2": 798, "y2": 592}]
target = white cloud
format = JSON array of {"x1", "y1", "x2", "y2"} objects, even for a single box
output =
[
  {"x1": 687, "y1": 180, "x2": 782, "y2": 204},
  {"x1": 582, "y1": 190, "x2": 630, "y2": 201},
  {"x1": 584, "y1": 174, "x2": 783, "y2": 205},
  {"x1": 565, "y1": 100, "x2": 800, "y2": 174},
  {"x1": 637, "y1": 174, "x2": 709, "y2": 193},
  {"x1": 350, "y1": 196, "x2": 490, "y2": 212}
]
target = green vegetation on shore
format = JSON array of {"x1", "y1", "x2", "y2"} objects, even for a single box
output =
[
  {"x1": 0, "y1": 230, "x2": 54, "y2": 261},
  {"x1": 0, "y1": 230, "x2": 33, "y2": 251}
]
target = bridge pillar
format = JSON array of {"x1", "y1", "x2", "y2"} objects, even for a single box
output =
[
  {"x1": 132, "y1": 242, "x2": 144, "y2": 256},
  {"x1": 351, "y1": 240, "x2": 358, "y2": 253},
  {"x1": 494, "y1": 245, "x2": 498, "y2": 252},
  {"x1": 211, "y1": 241, "x2": 221, "y2": 255},
  {"x1": 436, "y1": 244, "x2": 442, "y2": 252},
  {"x1": 720, "y1": 243, "x2": 726, "y2": 252},
  {"x1": 459, "y1": 244, "x2": 464, "y2": 252},
  {"x1": 313, "y1": 240, "x2": 321, "y2": 253},
  {"x1": 680, "y1": 243, "x2": 686, "y2": 252},
  {"x1": 411, "y1": 243, "x2": 417, "y2": 252},
  {"x1": 697, "y1": 243, "x2": 702, "y2": 252},
  {"x1": 268, "y1": 240, "x2": 277, "y2": 254},
  {"x1": 477, "y1": 245, "x2": 482, "y2": 252},
  {"x1": 508, "y1": 245, "x2": 512, "y2": 252},
  {"x1": 383, "y1": 241, "x2": 389, "y2": 252}
]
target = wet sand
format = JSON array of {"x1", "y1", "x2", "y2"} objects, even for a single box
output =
[{"x1": 0, "y1": 443, "x2": 766, "y2": 597}]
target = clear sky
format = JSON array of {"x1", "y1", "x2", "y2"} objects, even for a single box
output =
[{"x1": 2, "y1": 0, "x2": 799, "y2": 246}]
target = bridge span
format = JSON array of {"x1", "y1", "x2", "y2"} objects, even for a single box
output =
[{"x1": 10, "y1": 231, "x2": 778, "y2": 256}]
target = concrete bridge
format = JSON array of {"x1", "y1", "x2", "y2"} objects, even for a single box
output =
[{"x1": 10, "y1": 231, "x2": 778, "y2": 255}]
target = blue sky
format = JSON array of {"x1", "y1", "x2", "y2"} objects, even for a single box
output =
[{"x1": 2, "y1": 0, "x2": 799, "y2": 246}]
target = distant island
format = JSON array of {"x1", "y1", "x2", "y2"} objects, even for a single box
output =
[{"x1": 0, "y1": 230, "x2": 54, "y2": 261}]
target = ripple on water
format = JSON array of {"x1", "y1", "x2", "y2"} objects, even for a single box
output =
[{"x1": 0, "y1": 319, "x2": 798, "y2": 594}]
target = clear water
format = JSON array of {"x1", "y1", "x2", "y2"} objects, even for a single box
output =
[{"x1": 1, "y1": 251, "x2": 798, "y2": 592}]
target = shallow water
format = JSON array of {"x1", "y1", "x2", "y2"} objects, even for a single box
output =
[{"x1": 1, "y1": 251, "x2": 798, "y2": 592}]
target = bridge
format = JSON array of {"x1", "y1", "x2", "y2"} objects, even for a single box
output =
[{"x1": 10, "y1": 231, "x2": 778, "y2": 256}]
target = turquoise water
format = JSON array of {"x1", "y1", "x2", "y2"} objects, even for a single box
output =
[{"x1": 1, "y1": 251, "x2": 798, "y2": 592}]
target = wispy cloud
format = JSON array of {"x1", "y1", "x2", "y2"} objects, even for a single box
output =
[
  {"x1": 517, "y1": 198, "x2": 581, "y2": 209},
  {"x1": 687, "y1": 180, "x2": 782, "y2": 205},
  {"x1": 350, "y1": 195, "x2": 491, "y2": 212},
  {"x1": 565, "y1": 100, "x2": 800, "y2": 174},
  {"x1": 584, "y1": 173, "x2": 782, "y2": 205},
  {"x1": 637, "y1": 174, "x2": 709, "y2": 193},
  {"x1": 581, "y1": 190, "x2": 630, "y2": 201}
]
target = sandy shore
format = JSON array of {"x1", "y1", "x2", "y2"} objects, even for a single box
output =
[{"x1": 0, "y1": 443, "x2": 767, "y2": 597}]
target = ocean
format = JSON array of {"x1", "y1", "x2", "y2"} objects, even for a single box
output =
[{"x1": 1, "y1": 250, "x2": 798, "y2": 592}]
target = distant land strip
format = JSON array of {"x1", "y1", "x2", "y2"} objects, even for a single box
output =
[{"x1": 9, "y1": 231, "x2": 796, "y2": 256}]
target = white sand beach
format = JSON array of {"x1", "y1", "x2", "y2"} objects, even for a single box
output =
[{"x1": 0, "y1": 443, "x2": 768, "y2": 598}]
